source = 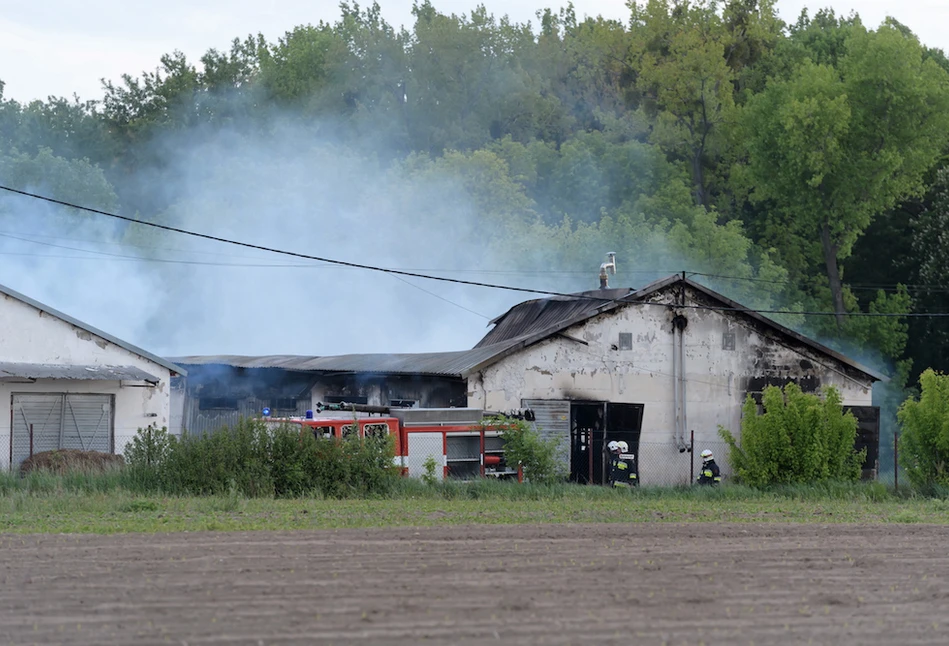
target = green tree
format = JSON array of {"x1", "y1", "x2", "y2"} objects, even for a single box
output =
[
  {"x1": 740, "y1": 24, "x2": 949, "y2": 327},
  {"x1": 719, "y1": 383, "x2": 864, "y2": 487},
  {"x1": 897, "y1": 369, "x2": 949, "y2": 489}
]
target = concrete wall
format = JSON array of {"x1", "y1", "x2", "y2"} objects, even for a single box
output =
[
  {"x1": 0, "y1": 292, "x2": 172, "y2": 469},
  {"x1": 468, "y1": 286, "x2": 875, "y2": 450}
]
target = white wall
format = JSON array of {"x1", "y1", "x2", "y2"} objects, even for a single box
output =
[
  {"x1": 0, "y1": 292, "x2": 172, "y2": 469},
  {"x1": 469, "y1": 286, "x2": 874, "y2": 453}
]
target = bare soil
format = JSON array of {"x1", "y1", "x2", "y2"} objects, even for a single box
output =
[{"x1": 1, "y1": 523, "x2": 947, "y2": 645}]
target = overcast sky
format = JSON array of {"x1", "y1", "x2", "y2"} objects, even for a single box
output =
[{"x1": 1, "y1": 0, "x2": 947, "y2": 104}]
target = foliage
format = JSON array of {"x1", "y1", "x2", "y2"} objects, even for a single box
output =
[
  {"x1": 421, "y1": 455, "x2": 440, "y2": 486},
  {"x1": 123, "y1": 419, "x2": 400, "y2": 498},
  {"x1": 4, "y1": 0, "x2": 948, "y2": 381},
  {"x1": 719, "y1": 383, "x2": 865, "y2": 487},
  {"x1": 495, "y1": 419, "x2": 565, "y2": 484},
  {"x1": 897, "y1": 369, "x2": 949, "y2": 489}
]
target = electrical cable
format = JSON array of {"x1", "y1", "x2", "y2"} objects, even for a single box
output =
[{"x1": 4, "y1": 184, "x2": 949, "y2": 318}]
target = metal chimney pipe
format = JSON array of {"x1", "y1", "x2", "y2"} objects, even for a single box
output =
[{"x1": 598, "y1": 252, "x2": 617, "y2": 288}]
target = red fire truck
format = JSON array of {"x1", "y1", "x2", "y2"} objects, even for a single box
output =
[{"x1": 259, "y1": 403, "x2": 533, "y2": 480}]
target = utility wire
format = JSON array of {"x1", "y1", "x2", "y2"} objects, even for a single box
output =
[{"x1": 5, "y1": 184, "x2": 949, "y2": 318}]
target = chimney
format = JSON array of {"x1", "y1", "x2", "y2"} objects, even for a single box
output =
[{"x1": 599, "y1": 252, "x2": 616, "y2": 288}]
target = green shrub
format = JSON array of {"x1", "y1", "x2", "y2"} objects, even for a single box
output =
[
  {"x1": 719, "y1": 383, "x2": 864, "y2": 487},
  {"x1": 495, "y1": 419, "x2": 565, "y2": 485},
  {"x1": 897, "y1": 368, "x2": 949, "y2": 489},
  {"x1": 121, "y1": 418, "x2": 400, "y2": 498}
]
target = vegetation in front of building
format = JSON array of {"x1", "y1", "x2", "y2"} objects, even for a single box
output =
[
  {"x1": 719, "y1": 384, "x2": 865, "y2": 487},
  {"x1": 123, "y1": 419, "x2": 401, "y2": 498},
  {"x1": 897, "y1": 369, "x2": 949, "y2": 490}
]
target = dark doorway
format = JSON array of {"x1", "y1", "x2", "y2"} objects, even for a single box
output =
[
  {"x1": 570, "y1": 403, "x2": 603, "y2": 484},
  {"x1": 603, "y1": 403, "x2": 644, "y2": 484},
  {"x1": 569, "y1": 402, "x2": 645, "y2": 484}
]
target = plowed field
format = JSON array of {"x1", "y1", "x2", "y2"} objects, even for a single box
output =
[{"x1": 1, "y1": 523, "x2": 946, "y2": 645}]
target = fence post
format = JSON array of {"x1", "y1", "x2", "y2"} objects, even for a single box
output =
[
  {"x1": 894, "y1": 432, "x2": 899, "y2": 491},
  {"x1": 29, "y1": 423, "x2": 33, "y2": 458},
  {"x1": 689, "y1": 430, "x2": 695, "y2": 485}
]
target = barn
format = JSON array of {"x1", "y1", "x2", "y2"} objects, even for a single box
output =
[
  {"x1": 171, "y1": 274, "x2": 883, "y2": 485},
  {"x1": 0, "y1": 282, "x2": 184, "y2": 470},
  {"x1": 464, "y1": 274, "x2": 884, "y2": 484}
]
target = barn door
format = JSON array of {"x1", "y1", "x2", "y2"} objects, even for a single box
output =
[{"x1": 11, "y1": 393, "x2": 114, "y2": 468}]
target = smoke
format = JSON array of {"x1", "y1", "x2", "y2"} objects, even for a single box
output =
[{"x1": 1, "y1": 108, "x2": 669, "y2": 357}]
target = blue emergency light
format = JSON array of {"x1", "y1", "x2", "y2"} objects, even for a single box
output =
[
  {"x1": 305, "y1": 410, "x2": 314, "y2": 419},
  {"x1": 262, "y1": 407, "x2": 271, "y2": 417}
]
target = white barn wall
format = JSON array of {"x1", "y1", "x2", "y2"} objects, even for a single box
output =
[
  {"x1": 0, "y1": 293, "x2": 172, "y2": 469},
  {"x1": 468, "y1": 288, "x2": 874, "y2": 483}
]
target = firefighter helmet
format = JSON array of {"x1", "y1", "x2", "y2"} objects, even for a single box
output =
[
  {"x1": 617, "y1": 441, "x2": 629, "y2": 453},
  {"x1": 701, "y1": 449, "x2": 713, "y2": 461},
  {"x1": 608, "y1": 441, "x2": 620, "y2": 452}
]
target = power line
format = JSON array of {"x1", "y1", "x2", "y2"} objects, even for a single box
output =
[{"x1": 5, "y1": 184, "x2": 949, "y2": 318}]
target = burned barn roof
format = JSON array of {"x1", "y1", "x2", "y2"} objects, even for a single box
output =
[
  {"x1": 172, "y1": 275, "x2": 887, "y2": 383},
  {"x1": 169, "y1": 344, "x2": 520, "y2": 378},
  {"x1": 475, "y1": 274, "x2": 888, "y2": 383}
]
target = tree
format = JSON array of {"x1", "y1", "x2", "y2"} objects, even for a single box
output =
[
  {"x1": 719, "y1": 383, "x2": 864, "y2": 487},
  {"x1": 740, "y1": 24, "x2": 949, "y2": 327},
  {"x1": 897, "y1": 369, "x2": 949, "y2": 489}
]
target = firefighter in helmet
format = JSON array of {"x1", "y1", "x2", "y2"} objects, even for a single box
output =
[
  {"x1": 617, "y1": 441, "x2": 638, "y2": 487},
  {"x1": 697, "y1": 449, "x2": 721, "y2": 486},
  {"x1": 608, "y1": 440, "x2": 638, "y2": 487}
]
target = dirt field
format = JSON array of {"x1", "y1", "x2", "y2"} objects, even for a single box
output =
[{"x1": 1, "y1": 523, "x2": 947, "y2": 645}]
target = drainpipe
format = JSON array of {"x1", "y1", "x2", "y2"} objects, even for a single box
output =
[
  {"x1": 672, "y1": 319, "x2": 682, "y2": 450},
  {"x1": 680, "y1": 317, "x2": 688, "y2": 452}
]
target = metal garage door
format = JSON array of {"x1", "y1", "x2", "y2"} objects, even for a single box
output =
[
  {"x1": 11, "y1": 394, "x2": 114, "y2": 467},
  {"x1": 521, "y1": 399, "x2": 571, "y2": 472}
]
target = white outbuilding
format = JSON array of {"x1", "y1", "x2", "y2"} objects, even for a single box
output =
[{"x1": 0, "y1": 282, "x2": 184, "y2": 470}]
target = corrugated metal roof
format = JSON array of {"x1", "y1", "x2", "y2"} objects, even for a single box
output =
[
  {"x1": 169, "y1": 344, "x2": 520, "y2": 378},
  {"x1": 477, "y1": 288, "x2": 632, "y2": 348},
  {"x1": 0, "y1": 363, "x2": 161, "y2": 383},
  {"x1": 0, "y1": 282, "x2": 185, "y2": 377},
  {"x1": 170, "y1": 274, "x2": 888, "y2": 384}
]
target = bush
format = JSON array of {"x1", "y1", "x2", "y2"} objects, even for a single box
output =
[
  {"x1": 897, "y1": 368, "x2": 949, "y2": 489},
  {"x1": 719, "y1": 383, "x2": 864, "y2": 487},
  {"x1": 122, "y1": 418, "x2": 400, "y2": 498},
  {"x1": 495, "y1": 419, "x2": 565, "y2": 485}
]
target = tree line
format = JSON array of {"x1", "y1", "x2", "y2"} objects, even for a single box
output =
[{"x1": 1, "y1": 0, "x2": 949, "y2": 392}]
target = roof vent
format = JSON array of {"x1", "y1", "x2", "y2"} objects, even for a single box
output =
[{"x1": 599, "y1": 252, "x2": 616, "y2": 288}]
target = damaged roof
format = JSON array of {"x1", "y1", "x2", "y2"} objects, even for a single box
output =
[
  {"x1": 474, "y1": 274, "x2": 887, "y2": 382},
  {"x1": 169, "y1": 344, "x2": 519, "y2": 378},
  {"x1": 0, "y1": 282, "x2": 185, "y2": 377},
  {"x1": 171, "y1": 274, "x2": 887, "y2": 383}
]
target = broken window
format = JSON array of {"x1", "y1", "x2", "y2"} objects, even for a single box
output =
[
  {"x1": 324, "y1": 395, "x2": 368, "y2": 405},
  {"x1": 618, "y1": 332, "x2": 633, "y2": 351},
  {"x1": 198, "y1": 397, "x2": 239, "y2": 411},
  {"x1": 270, "y1": 398, "x2": 298, "y2": 410}
]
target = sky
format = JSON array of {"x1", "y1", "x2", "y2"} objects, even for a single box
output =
[{"x1": 2, "y1": 0, "x2": 948, "y2": 104}]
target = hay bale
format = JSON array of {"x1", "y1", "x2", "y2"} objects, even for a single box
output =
[{"x1": 20, "y1": 449, "x2": 125, "y2": 475}]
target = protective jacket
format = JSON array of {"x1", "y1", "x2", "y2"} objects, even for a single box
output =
[
  {"x1": 697, "y1": 459, "x2": 721, "y2": 486},
  {"x1": 610, "y1": 454, "x2": 639, "y2": 487}
]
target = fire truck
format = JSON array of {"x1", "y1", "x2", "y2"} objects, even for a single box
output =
[{"x1": 258, "y1": 402, "x2": 534, "y2": 480}]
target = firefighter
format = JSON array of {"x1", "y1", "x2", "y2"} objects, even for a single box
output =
[
  {"x1": 617, "y1": 441, "x2": 639, "y2": 487},
  {"x1": 609, "y1": 440, "x2": 637, "y2": 488},
  {"x1": 697, "y1": 449, "x2": 721, "y2": 486}
]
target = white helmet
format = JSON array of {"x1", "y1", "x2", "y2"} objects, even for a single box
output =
[
  {"x1": 608, "y1": 441, "x2": 620, "y2": 452},
  {"x1": 701, "y1": 449, "x2": 713, "y2": 461},
  {"x1": 617, "y1": 441, "x2": 629, "y2": 453}
]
